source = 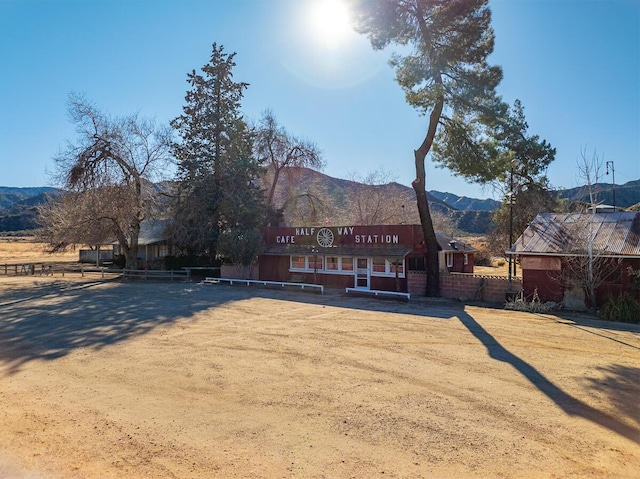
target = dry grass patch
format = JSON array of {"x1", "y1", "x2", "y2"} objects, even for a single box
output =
[{"x1": 0, "y1": 237, "x2": 81, "y2": 264}]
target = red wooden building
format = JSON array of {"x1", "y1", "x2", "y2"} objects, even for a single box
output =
[
  {"x1": 509, "y1": 212, "x2": 640, "y2": 307},
  {"x1": 258, "y1": 225, "x2": 476, "y2": 294}
]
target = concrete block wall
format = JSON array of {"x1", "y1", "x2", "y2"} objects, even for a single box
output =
[
  {"x1": 440, "y1": 273, "x2": 522, "y2": 303},
  {"x1": 408, "y1": 271, "x2": 427, "y2": 295},
  {"x1": 220, "y1": 264, "x2": 259, "y2": 280}
]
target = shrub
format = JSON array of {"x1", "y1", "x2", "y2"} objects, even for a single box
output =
[
  {"x1": 113, "y1": 254, "x2": 126, "y2": 268},
  {"x1": 505, "y1": 299, "x2": 561, "y2": 313},
  {"x1": 599, "y1": 293, "x2": 640, "y2": 323},
  {"x1": 473, "y1": 247, "x2": 493, "y2": 266}
]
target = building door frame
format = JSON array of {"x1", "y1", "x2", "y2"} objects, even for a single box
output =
[{"x1": 355, "y1": 257, "x2": 370, "y2": 289}]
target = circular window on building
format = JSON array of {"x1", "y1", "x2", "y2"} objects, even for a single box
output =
[{"x1": 316, "y1": 227, "x2": 334, "y2": 247}]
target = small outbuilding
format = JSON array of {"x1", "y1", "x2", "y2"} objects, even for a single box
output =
[
  {"x1": 509, "y1": 212, "x2": 640, "y2": 307},
  {"x1": 80, "y1": 219, "x2": 172, "y2": 267}
]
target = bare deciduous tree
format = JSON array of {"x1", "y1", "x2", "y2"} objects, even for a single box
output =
[
  {"x1": 40, "y1": 93, "x2": 173, "y2": 268},
  {"x1": 553, "y1": 149, "x2": 618, "y2": 311},
  {"x1": 551, "y1": 214, "x2": 621, "y2": 311},
  {"x1": 348, "y1": 168, "x2": 408, "y2": 225},
  {"x1": 254, "y1": 110, "x2": 324, "y2": 214},
  {"x1": 280, "y1": 186, "x2": 336, "y2": 226}
]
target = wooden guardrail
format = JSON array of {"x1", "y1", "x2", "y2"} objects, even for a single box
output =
[{"x1": 121, "y1": 269, "x2": 191, "y2": 281}]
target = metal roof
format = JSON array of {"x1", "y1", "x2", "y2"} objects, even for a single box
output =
[
  {"x1": 510, "y1": 212, "x2": 640, "y2": 257},
  {"x1": 137, "y1": 219, "x2": 170, "y2": 246},
  {"x1": 435, "y1": 233, "x2": 478, "y2": 253}
]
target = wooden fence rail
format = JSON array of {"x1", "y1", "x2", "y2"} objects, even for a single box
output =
[
  {"x1": 0, "y1": 263, "x2": 191, "y2": 281},
  {"x1": 121, "y1": 269, "x2": 191, "y2": 281},
  {"x1": 0, "y1": 263, "x2": 114, "y2": 278}
]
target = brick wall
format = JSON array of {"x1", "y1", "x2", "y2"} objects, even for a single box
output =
[
  {"x1": 408, "y1": 271, "x2": 427, "y2": 295},
  {"x1": 410, "y1": 271, "x2": 520, "y2": 302},
  {"x1": 440, "y1": 272, "x2": 522, "y2": 303},
  {"x1": 221, "y1": 263, "x2": 259, "y2": 280}
]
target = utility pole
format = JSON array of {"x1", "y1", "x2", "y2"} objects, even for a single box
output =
[
  {"x1": 507, "y1": 159, "x2": 520, "y2": 296},
  {"x1": 606, "y1": 161, "x2": 616, "y2": 211}
]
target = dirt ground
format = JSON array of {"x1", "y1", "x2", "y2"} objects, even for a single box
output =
[{"x1": 0, "y1": 276, "x2": 638, "y2": 479}]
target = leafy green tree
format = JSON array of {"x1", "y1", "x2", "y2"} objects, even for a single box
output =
[
  {"x1": 438, "y1": 100, "x2": 555, "y2": 187},
  {"x1": 169, "y1": 43, "x2": 265, "y2": 261},
  {"x1": 350, "y1": 0, "x2": 506, "y2": 296},
  {"x1": 487, "y1": 100, "x2": 558, "y2": 258},
  {"x1": 216, "y1": 227, "x2": 266, "y2": 278}
]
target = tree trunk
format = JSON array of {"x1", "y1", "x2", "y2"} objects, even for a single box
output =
[
  {"x1": 267, "y1": 167, "x2": 281, "y2": 207},
  {"x1": 412, "y1": 79, "x2": 444, "y2": 297},
  {"x1": 128, "y1": 225, "x2": 140, "y2": 270},
  {"x1": 412, "y1": 165, "x2": 440, "y2": 297}
]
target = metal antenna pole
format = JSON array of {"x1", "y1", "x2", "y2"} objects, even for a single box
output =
[{"x1": 606, "y1": 161, "x2": 616, "y2": 211}]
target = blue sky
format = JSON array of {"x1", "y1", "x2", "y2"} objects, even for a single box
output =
[{"x1": 1, "y1": 0, "x2": 638, "y2": 200}]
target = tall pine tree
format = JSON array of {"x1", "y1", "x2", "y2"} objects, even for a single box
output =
[
  {"x1": 350, "y1": 0, "x2": 511, "y2": 296},
  {"x1": 170, "y1": 43, "x2": 265, "y2": 260}
]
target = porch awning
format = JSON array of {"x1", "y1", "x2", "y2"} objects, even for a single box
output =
[{"x1": 263, "y1": 245, "x2": 414, "y2": 258}]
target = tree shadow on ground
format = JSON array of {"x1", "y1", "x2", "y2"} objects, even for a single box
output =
[
  {"x1": 454, "y1": 307, "x2": 640, "y2": 444},
  {"x1": 0, "y1": 280, "x2": 233, "y2": 375},
  {"x1": 582, "y1": 364, "x2": 640, "y2": 427}
]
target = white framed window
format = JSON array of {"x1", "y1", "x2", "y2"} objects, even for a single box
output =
[
  {"x1": 310, "y1": 255, "x2": 324, "y2": 271},
  {"x1": 325, "y1": 256, "x2": 339, "y2": 270},
  {"x1": 372, "y1": 257, "x2": 386, "y2": 273},
  {"x1": 341, "y1": 257, "x2": 354, "y2": 271},
  {"x1": 445, "y1": 253, "x2": 454, "y2": 268},
  {"x1": 289, "y1": 255, "x2": 403, "y2": 276},
  {"x1": 290, "y1": 255, "x2": 324, "y2": 272},
  {"x1": 291, "y1": 256, "x2": 306, "y2": 270},
  {"x1": 390, "y1": 259, "x2": 404, "y2": 275},
  {"x1": 463, "y1": 253, "x2": 468, "y2": 266},
  {"x1": 370, "y1": 258, "x2": 406, "y2": 278}
]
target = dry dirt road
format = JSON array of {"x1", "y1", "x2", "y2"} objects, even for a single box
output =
[{"x1": 0, "y1": 277, "x2": 638, "y2": 478}]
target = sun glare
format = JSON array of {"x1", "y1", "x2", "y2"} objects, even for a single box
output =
[
  {"x1": 309, "y1": 0, "x2": 352, "y2": 48},
  {"x1": 281, "y1": 0, "x2": 381, "y2": 89}
]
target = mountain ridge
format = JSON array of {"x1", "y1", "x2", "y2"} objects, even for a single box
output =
[{"x1": 1, "y1": 175, "x2": 638, "y2": 234}]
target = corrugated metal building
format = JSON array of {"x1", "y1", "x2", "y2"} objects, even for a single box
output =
[{"x1": 509, "y1": 212, "x2": 640, "y2": 306}]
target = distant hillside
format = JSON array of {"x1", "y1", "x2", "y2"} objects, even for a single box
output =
[
  {"x1": 266, "y1": 168, "x2": 494, "y2": 234},
  {"x1": 430, "y1": 190, "x2": 501, "y2": 211},
  {"x1": 0, "y1": 187, "x2": 61, "y2": 233},
  {"x1": 556, "y1": 180, "x2": 640, "y2": 208},
  {"x1": 0, "y1": 187, "x2": 59, "y2": 210},
  {"x1": 4, "y1": 176, "x2": 637, "y2": 236}
]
